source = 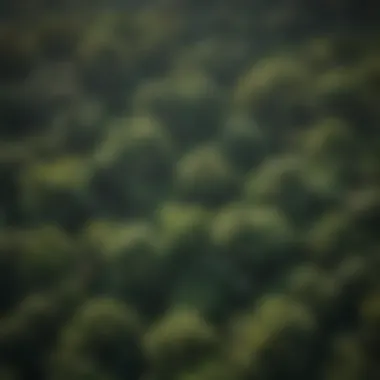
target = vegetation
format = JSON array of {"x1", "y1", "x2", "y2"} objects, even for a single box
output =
[{"x1": 0, "y1": 1, "x2": 379, "y2": 379}]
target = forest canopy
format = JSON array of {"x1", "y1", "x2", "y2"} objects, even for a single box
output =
[{"x1": 0, "y1": 1, "x2": 379, "y2": 380}]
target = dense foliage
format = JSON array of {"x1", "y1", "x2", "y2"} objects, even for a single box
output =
[{"x1": 0, "y1": 1, "x2": 379, "y2": 379}]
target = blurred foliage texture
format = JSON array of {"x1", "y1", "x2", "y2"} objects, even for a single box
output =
[{"x1": 0, "y1": 0, "x2": 379, "y2": 379}]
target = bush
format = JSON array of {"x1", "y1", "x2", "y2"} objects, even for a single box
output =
[
  {"x1": 219, "y1": 111, "x2": 267, "y2": 172},
  {"x1": 228, "y1": 294, "x2": 317, "y2": 379},
  {"x1": 0, "y1": 226, "x2": 76, "y2": 289},
  {"x1": 92, "y1": 115, "x2": 175, "y2": 217},
  {"x1": 233, "y1": 54, "x2": 315, "y2": 137},
  {"x1": 305, "y1": 210, "x2": 357, "y2": 267},
  {"x1": 210, "y1": 203, "x2": 295, "y2": 274},
  {"x1": 174, "y1": 144, "x2": 239, "y2": 207},
  {"x1": 132, "y1": 70, "x2": 225, "y2": 147},
  {"x1": 286, "y1": 264, "x2": 338, "y2": 317},
  {"x1": 54, "y1": 297, "x2": 144, "y2": 378},
  {"x1": 143, "y1": 306, "x2": 217, "y2": 376},
  {"x1": 155, "y1": 201, "x2": 211, "y2": 258},
  {"x1": 83, "y1": 220, "x2": 164, "y2": 313},
  {"x1": 243, "y1": 154, "x2": 339, "y2": 228}
]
